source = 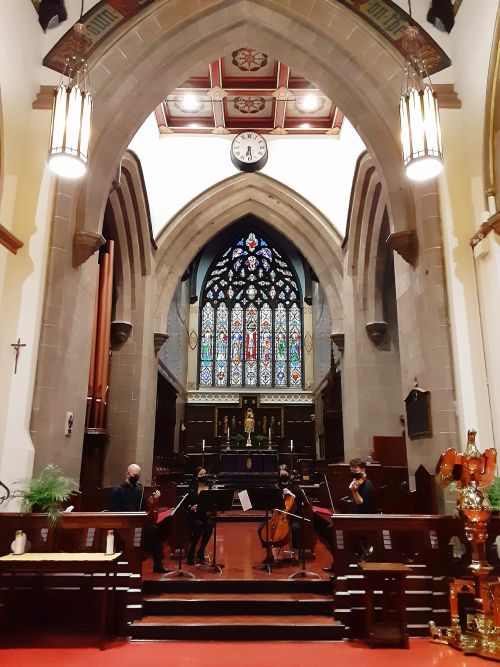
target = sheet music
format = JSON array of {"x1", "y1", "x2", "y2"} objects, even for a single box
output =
[{"x1": 238, "y1": 489, "x2": 252, "y2": 512}]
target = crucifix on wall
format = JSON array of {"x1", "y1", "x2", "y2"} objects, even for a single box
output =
[{"x1": 11, "y1": 338, "x2": 26, "y2": 374}]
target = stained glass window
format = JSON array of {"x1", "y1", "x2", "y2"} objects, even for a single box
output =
[
  {"x1": 289, "y1": 304, "x2": 301, "y2": 387},
  {"x1": 199, "y1": 231, "x2": 302, "y2": 388},
  {"x1": 199, "y1": 303, "x2": 214, "y2": 386},
  {"x1": 215, "y1": 303, "x2": 229, "y2": 386},
  {"x1": 260, "y1": 304, "x2": 272, "y2": 386},
  {"x1": 245, "y1": 303, "x2": 258, "y2": 386},
  {"x1": 275, "y1": 304, "x2": 287, "y2": 386},
  {"x1": 230, "y1": 304, "x2": 244, "y2": 386}
]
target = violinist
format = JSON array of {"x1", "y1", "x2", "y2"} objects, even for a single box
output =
[
  {"x1": 259, "y1": 465, "x2": 303, "y2": 564},
  {"x1": 185, "y1": 467, "x2": 214, "y2": 565},
  {"x1": 109, "y1": 463, "x2": 168, "y2": 573}
]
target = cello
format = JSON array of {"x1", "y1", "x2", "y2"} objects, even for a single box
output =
[{"x1": 258, "y1": 477, "x2": 297, "y2": 549}]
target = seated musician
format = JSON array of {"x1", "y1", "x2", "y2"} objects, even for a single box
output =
[
  {"x1": 109, "y1": 464, "x2": 168, "y2": 573},
  {"x1": 348, "y1": 458, "x2": 377, "y2": 513},
  {"x1": 260, "y1": 464, "x2": 303, "y2": 564},
  {"x1": 323, "y1": 459, "x2": 377, "y2": 573},
  {"x1": 185, "y1": 467, "x2": 214, "y2": 566}
]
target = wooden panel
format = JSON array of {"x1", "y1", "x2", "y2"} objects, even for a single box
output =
[
  {"x1": 373, "y1": 436, "x2": 408, "y2": 467},
  {"x1": 284, "y1": 405, "x2": 315, "y2": 457},
  {"x1": 184, "y1": 404, "x2": 216, "y2": 452},
  {"x1": 154, "y1": 373, "x2": 177, "y2": 458}
]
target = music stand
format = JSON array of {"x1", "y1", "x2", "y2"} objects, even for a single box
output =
[
  {"x1": 162, "y1": 494, "x2": 196, "y2": 580},
  {"x1": 198, "y1": 489, "x2": 234, "y2": 575},
  {"x1": 288, "y1": 488, "x2": 321, "y2": 580},
  {"x1": 247, "y1": 487, "x2": 286, "y2": 574}
]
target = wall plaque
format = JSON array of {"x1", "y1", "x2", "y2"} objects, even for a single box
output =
[{"x1": 405, "y1": 388, "x2": 432, "y2": 440}]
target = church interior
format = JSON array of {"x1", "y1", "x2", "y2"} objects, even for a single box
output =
[{"x1": 2, "y1": 0, "x2": 500, "y2": 664}]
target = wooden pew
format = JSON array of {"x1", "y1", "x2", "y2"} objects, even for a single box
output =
[
  {"x1": 0, "y1": 512, "x2": 145, "y2": 642},
  {"x1": 329, "y1": 514, "x2": 500, "y2": 638}
]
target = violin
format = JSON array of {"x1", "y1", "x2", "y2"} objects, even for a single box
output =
[
  {"x1": 258, "y1": 484, "x2": 297, "y2": 548},
  {"x1": 147, "y1": 489, "x2": 160, "y2": 524}
]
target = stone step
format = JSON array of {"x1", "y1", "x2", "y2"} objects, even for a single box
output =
[
  {"x1": 143, "y1": 591, "x2": 333, "y2": 616},
  {"x1": 131, "y1": 614, "x2": 345, "y2": 641}
]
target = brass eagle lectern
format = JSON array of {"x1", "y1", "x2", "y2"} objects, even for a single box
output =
[{"x1": 429, "y1": 429, "x2": 499, "y2": 661}]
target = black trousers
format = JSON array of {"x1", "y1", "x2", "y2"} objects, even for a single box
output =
[
  {"x1": 144, "y1": 522, "x2": 164, "y2": 568},
  {"x1": 259, "y1": 519, "x2": 300, "y2": 549},
  {"x1": 186, "y1": 512, "x2": 214, "y2": 556}
]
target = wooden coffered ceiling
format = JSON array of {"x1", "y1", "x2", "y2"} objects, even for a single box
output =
[{"x1": 154, "y1": 48, "x2": 344, "y2": 136}]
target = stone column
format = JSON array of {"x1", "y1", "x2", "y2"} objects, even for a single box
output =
[
  {"x1": 105, "y1": 271, "x2": 157, "y2": 486},
  {"x1": 342, "y1": 264, "x2": 402, "y2": 462},
  {"x1": 395, "y1": 181, "x2": 459, "y2": 499},
  {"x1": 303, "y1": 304, "x2": 314, "y2": 391},
  {"x1": 186, "y1": 304, "x2": 199, "y2": 392}
]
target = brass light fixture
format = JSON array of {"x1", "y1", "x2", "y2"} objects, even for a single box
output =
[
  {"x1": 399, "y1": 10, "x2": 443, "y2": 182},
  {"x1": 48, "y1": 4, "x2": 93, "y2": 179}
]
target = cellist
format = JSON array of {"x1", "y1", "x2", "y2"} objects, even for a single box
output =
[{"x1": 259, "y1": 464, "x2": 303, "y2": 564}]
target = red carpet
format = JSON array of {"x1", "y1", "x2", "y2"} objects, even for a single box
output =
[{"x1": 0, "y1": 639, "x2": 488, "y2": 667}]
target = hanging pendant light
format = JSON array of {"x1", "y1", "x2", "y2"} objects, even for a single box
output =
[
  {"x1": 48, "y1": 15, "x2": 93, "y2": 179},
  {"x1": 399, "y1": 23, "x2": 443, "y2": 181}
]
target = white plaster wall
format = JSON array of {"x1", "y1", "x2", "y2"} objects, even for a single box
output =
[
  {"x1": 0, "y1": 0, "x2": 55, "y2": 501},
  {"x1": 128, "y1": 113, "x2": 365, "y2": 238},
  {"x1": 435, "y1": 1, "x2": 500, "y2": 454}
]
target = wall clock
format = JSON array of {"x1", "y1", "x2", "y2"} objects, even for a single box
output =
[{"x1": 230, "y1": 132, "x2": 268, "y2": 172}]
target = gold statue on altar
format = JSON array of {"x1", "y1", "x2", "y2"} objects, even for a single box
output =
[
  {"x1": 244, "y1": 407, "x2": 255, "y2": 447},
  {"x1": 430, "y1": 429, "x2": 499, "y2": 661}
]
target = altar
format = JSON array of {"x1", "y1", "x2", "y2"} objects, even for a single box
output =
[{"x1": 220, "y1": 450, "x2": 278, "y2": 474}]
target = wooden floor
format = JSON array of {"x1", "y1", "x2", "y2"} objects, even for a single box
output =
[
  {"x1": 135, "y1": 521, "x2": 337, "y2": 641},
  {"x1": 143, "y1": 520, "x2": 332, "y2": 580}
]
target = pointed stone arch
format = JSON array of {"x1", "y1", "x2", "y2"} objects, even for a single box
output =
[
  {"x1": 63, "y1": 0, "x2": 415, "y2": 262},
  {"x1": 153, "y1": 172, "x2": 344, "y2": 335}
]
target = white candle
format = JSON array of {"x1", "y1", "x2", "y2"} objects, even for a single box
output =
[
  {"x1": 14, "y1": 530, "x2": 25, "y2": 555},
  {"x1": 268, "y1": 427, "x2": 271, "y2": 439},
  {"x1": 227, "y1": 427, "x2": 230, "y2": 438},
  {"x1": 290, "y1": 440, "x2": 293, "y2": 452},
  {"x1": 106, "y1": 530, "x2": 115, "y2": 555},
  {"x1": 202, "y1": 439, "x2": 205, "y2": 451}
]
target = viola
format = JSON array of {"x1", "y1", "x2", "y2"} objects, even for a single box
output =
[
  {"x1": 147, "y1": 490, "x2": 159, "y2": 524},
  {"x1": 258, "y1": 488, "x2": 297, "y2": 548}
]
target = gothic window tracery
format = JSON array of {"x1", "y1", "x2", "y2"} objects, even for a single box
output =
[{"x1": 198, "y1": 231, "x2": 303, "y2": 388}]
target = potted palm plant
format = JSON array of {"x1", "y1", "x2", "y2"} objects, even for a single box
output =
[
  {"x1": 485, "y1": 477, "x2": 500, "y2": 514},
  {"x1": 12, "y1": 464, "x2": 79, "y2": 526}
]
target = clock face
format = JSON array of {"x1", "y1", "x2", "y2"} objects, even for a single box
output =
[{"x1": 230, "y1": 132, "x2": 268, "y2": 172}]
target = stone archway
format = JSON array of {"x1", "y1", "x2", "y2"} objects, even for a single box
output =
[
  {"x1": 154, "y1": 172, "x2": 345, "y2": 335},
  {"x1": 67, "y1": 0, "x2": 414, "y2": 265}
]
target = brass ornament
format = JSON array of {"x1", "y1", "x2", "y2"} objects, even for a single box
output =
[{"x1": 429, "y1": 429, "x2": 500, "y2": 661}]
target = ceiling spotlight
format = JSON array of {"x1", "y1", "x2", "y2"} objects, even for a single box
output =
[
  {"x1": 302, "y1": 95, "x2": 318, "y2": 112},
  {"x1": 301, "y1": 123, "x2": 310, "y2": 129},
  {"x1": 182, "y1": 94, "x2": 200, "y2": 112}
]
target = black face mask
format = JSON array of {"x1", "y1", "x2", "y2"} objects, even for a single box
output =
[
  {"x1": 279, "y1": 475, "x2": 290, "y2": 486},
  {"x1": 129, "y1": 475, "x2": 139, "y2": 486},
  {"x1": 197, "y1": 476, "x2": 208, "y2": 484},
  {"x1": 351, "y1": 472, "x2": 364, "y2": 480}
]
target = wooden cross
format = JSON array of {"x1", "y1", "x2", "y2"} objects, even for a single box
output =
[{"x1": 11, "y1": 338, "x2": 26, "y2": 374}]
